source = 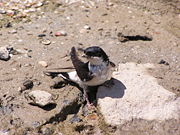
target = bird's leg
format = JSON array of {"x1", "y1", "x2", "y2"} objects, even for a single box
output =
[{"x1": 82, "y1": 86, "x2": 93, "y2": 108}]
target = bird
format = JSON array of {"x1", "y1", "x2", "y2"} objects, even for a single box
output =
[{"x1": 44, "y1": 46, "x2": 115, "y2": 106}]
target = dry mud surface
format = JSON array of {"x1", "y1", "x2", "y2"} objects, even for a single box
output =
[{"x1": 0, "y1": 0, "x2": 180, "y2": 135}]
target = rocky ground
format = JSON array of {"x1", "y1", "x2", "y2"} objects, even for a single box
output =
[{"x1": 0, "y1": 0, "x2": 180, "y2": 135}]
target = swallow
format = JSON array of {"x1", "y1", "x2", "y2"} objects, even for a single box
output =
[{"x1": 45, "y1": 46, "x2": 115, "y2": 105}]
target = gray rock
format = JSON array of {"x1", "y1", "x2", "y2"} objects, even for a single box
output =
[
  {"x1": 19, "y1": 80, "x2": 34, "y2": 92},
  {"x1": 69, "y1": 114, "x2": 82, "y2": 123},
  {"x1": 40, "y1": 127, "x2": 53, "y2": 135},
  {"x1": 27, "y1": 90, "x2": 55, "y2": 107},
  {"x1": 97, "y1": 63, "x2": 180, "y2": 126},
  {"x1": 0, "y1": 46, "x2": 11, "y2": 61}
]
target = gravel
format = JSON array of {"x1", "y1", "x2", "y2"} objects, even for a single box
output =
[{"x1": 0, "y1": 0, "x2": 44, "y2": 18}]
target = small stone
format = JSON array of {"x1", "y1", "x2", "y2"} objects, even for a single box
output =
[
  {"x1": 66, "y1": 16, "x2": 70, "y2": 20},
  {"x1": 4, "y1": 22, "x2": 12, "y2": 28},
  {"x1": 19, "y1": 80, "x2": 33, "y2": 92},
  {"x1": 40, "y1": 127, "x2": 53, "y2": 135},
  {"x1": 0, "y1": 10, "x2": 6, "y2": 14},
  {"x1": 38, "y1": 61, "x2": 48, "y2": 67},
  {"x1": 31, "y1": 121, "x2": 41, "y2": 128},
  {"x1": 38, "y1": 34, "x2": 46, "y2": 37},
  {"x1": 69, "y1": 115, "x2": 82, "y2": 123},
  {"x1": 35, "y1": 2, "x2": 43, "y2": 8},
  {"x1": 158, "y1": 59, "x2": 169, "y2": 65},
  {"x1": 8, "y1": 29, "x2": 17, "y2": 34},
  {"x1": 55, "y1": 31, "x2": 67, "y2": 36},
  {"x1": 102, "y1": 13, "x2": 108, "y2": 16},
  {"x1": 86, "y1": 113, "x2": 98, "y2": 120},
  {"x1": 108, "y1": 2, "x2": 114, "y2": 6},
  {"x1": 11, "y1": 49, "x2": 28, "y2": 55},
  {"x1": 6, "y1": 10, "x2": 15, "y2": 16},
  {"x1": 84, "y1": 25, "x2": 91, "y2": 30},
  {"x1": 41, "y1": 39, "x2": 51, "y2": 45},
  {"x1": 79, "y1": 29, "x2": 86, "y2": 34},
  {"x1": 0, "y1": 46, "x2": 11, "y2": 61},
  {"x1": 27, "y1": 90, "x2": 55, "y2": 107},
  {"x1": 50, "y1": 77, "x2": 67, "y2": 89}
]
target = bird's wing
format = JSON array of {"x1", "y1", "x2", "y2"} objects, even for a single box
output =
[{"x1": 70, "y1": 47, "x2": 93, "y2": 82}]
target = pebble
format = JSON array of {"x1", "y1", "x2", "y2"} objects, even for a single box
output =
[
  {"x1": 0, "y1": 46, "x2": 11, "y2": 61},
  {"x1": 86, "y1": 113, "x2": 98, "y2": 120},
  {"x1": 4, "y1": 22, "x2": 12, "y2": 28},
  {"x1": 0, "y1": 0, "x2": 44, "y2": 18},
  {"x1": 19, "y1": 80, "x2": 34, "y2": 92},
  {"x1": 0, "y1": 10, "x2": 6, "y2": 14},
  {"x1": 8, "y1": 29, "x2": 17, "y2": 34},
  {"x1": 41, "y1": 39, "x2": 51, "y2": 45},
  {"x1": 50, "y1": 77, "x2": 67, "y2": 89},
  {"x1": 38, "y1": 61, "x2": 48, "y2": 67},
  {"x1": 54, "y1": 31, "x2": 67, "y2": 36},
  {"x1": 158, "y1": 59, "x2": 169, "y2": 65},
  {"x1": 23, "y1": 80, "x2": 33, "y2": 89},
  {"x1": 84, "y1": 25, "x2": 91, "y2": 30},
  {"x1": 69, "y1": 115, "x2": 82, "y2": 123},
  {"x1": 31, "y1": 121, "x2": 41, "y2": 128},
  {"x1": 79, "y1": 29, "x2": 87, "y2": 34},
  {"x1": 6, "y1": 10, "x2": 15, "y2": 16},
  {"x1": 38, "y1": 34, "x2": 46, "y2": 38},
  {"x1": 27, "y1": 90, "x2": 55, "y2": 107},
  {"x1": 40, "y1": 127, "x2": 53, "y2": 135}
]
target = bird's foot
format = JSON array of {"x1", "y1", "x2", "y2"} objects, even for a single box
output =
[
  {"x1": 82, "y1": 103, "x2": 96, "y2": 116},
  {"x1": 103, "y1": 78, "x2": 114, "y2": 88},
  {"x1": 87, "y1": 102, "x2": 95, "y2": 109},
  {"x1": 83, "y1": 93, "x2": 95, "y2": 110}
]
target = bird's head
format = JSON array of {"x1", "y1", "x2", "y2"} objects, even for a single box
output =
[{"x1": 83, "y1": 46, "x2": 109, "y2": 65}]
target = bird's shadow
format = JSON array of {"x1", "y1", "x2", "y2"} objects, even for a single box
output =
[
  {"x1": 87, "y1": 78, "x2": 126, "y2": 105},
  {"x1": 97, "y1": 78, "x2": 126, "y2": 99}
]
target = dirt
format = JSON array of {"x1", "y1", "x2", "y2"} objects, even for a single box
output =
[{"x1": 0, "y1": 0, "x2": 179, "y2": 135}]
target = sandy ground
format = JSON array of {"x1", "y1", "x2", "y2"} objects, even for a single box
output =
[{"x1": 0, "y1": 0, "x2": 180, "y2": 134}]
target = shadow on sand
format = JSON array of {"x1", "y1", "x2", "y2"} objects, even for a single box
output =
[{"x1": 97, "y1": 78, "x2": 126, "y2": 99}]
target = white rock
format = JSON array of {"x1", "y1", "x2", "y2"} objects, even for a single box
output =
[
  {"x1": 41, "y1": 39, "x2": 51, "y2": 45},
  {"x1": 84, "y1": 25, "x2": 91, "y2": 30},
  {"x1": 97, "y1": 63, "x2": 180, "y2": 126},
  {"x1": 0, "y1": 46, "x2": 11, "y2": 61},
  {"x1": 55, "y1": 31, "x2": 67, "y2": 36},
  {"x1": 38, "y1": 61, "x2": 48, "y2": 67},
  {"x1": 28, "y1": 90, "x2": 55, "y2": 107},
  {"x1": 8, "y1": 29, "x2": 17, "y2": 34}
]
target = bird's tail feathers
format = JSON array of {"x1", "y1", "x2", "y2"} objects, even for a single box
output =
[{"x1": 44, "y1": 71, "x2": 70, "y2": 80}]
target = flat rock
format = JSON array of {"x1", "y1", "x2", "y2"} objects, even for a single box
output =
[
  {"x1": 97, "y1": 63, "x2": 180, "y2": 126},
  {"x1": 27, "y1": 90, "x2": 55, "y2": 107}
]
